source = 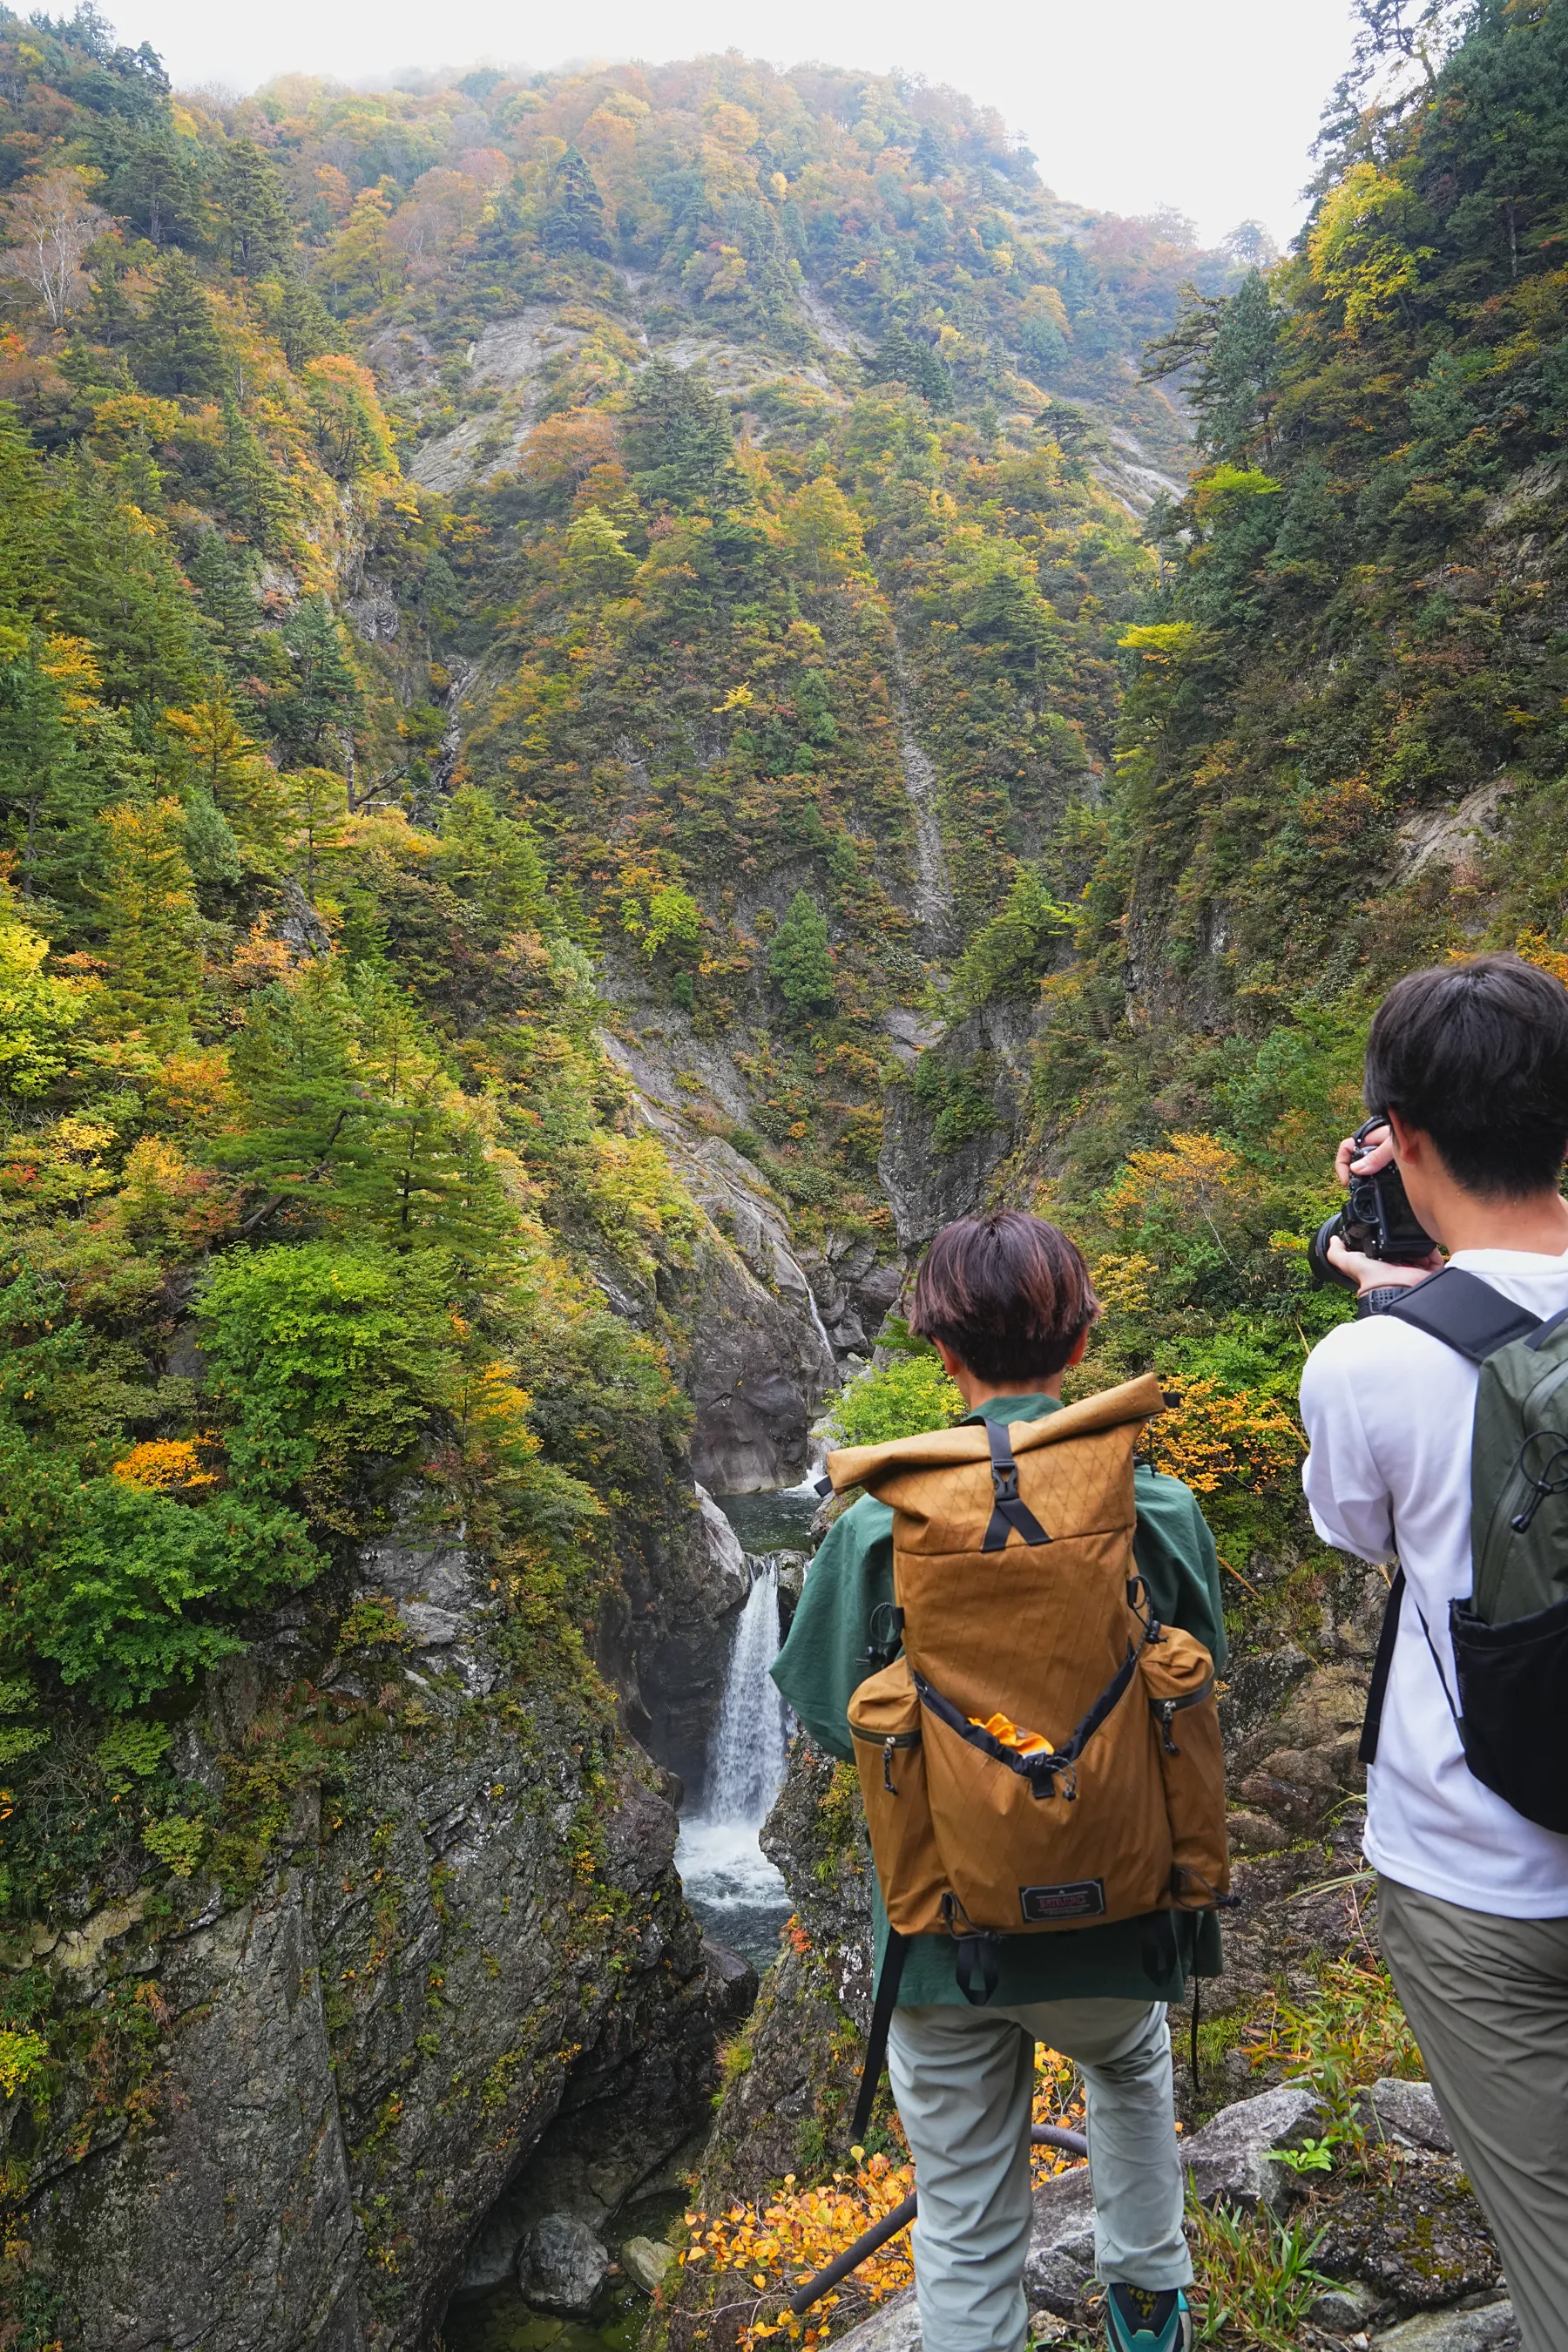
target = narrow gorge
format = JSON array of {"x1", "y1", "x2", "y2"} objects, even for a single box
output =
[{"x1": 0, "y1": 3, "x2": 1565, "y2": 2346}]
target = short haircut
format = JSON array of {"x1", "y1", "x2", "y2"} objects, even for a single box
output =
[
  {"x1": 1365, "y1": 953, "x2": 1568, "y2": 1198},
  {"x1": 909, "y1": 1211, "x2": 1098, "y2": 1382}
]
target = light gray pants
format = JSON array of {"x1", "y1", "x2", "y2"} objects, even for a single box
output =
[
  {"x1": 1378, "y1": 1874, "x2": 1568, "y2": 2352},
  {"x1": 887, "y1": 1997, "x2": 1192, "y2": 2352}
]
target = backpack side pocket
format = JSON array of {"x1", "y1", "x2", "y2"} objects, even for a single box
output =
[
  {"x1": 1139, "y1": 1628, "x2": 1230, "y2": 1909},
  {"x1": 848, "y1": 1658, "x2": 950, "y2": 1936}
]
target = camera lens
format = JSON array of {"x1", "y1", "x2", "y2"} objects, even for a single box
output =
[{"x1": 1308, "y1": 1213, "x2": 1358, "y2": 1290}]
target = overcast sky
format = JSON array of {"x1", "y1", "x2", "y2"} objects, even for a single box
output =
[{"x1": 125, "y1": 0, "x2": 1358, "y2": 251}]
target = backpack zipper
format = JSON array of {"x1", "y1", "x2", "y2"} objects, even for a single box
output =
[
  {"x1": 851, "y1": 1724, "x2": 920, "y2": 1793},
  {"x1": 1150, "y1": 1676, "x2": 1214, "y2": 1755}
]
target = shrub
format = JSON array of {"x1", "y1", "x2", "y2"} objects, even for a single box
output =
[{"x1": 823, "y1": 1355, "x2": 965, "y2": 1449}]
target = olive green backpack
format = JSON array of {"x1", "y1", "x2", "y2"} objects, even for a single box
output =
[{"x1": 1359, "y1": 1267, "x2": 1568, "y2": 1831}]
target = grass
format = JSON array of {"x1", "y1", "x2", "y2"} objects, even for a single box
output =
[{"x1": 1188, "y1": 2194, "x2": 1330, "y2": 2349}]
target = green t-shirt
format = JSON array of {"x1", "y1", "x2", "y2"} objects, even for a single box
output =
[{"x1": 770, "y1": 1393, "x2": 1228, "y2": 2005}]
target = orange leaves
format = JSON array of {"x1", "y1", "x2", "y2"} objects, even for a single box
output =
[
  {"x1": 112, "y1": 1435, "x2": 221, "y2": 1495},
  {"x1": 677, "y1": 2053, "x2": 1085, "y2": 2345},
  {"x1": 680, "y1": 2152, "x2": 916, "y2": 2345},
  {"x1": 1149, "y1": 1381, "x2": 1304, "y2": 1496},
  {"x1": 1103, "y1": 1131, "x2": 1241, "y2": 1227}
]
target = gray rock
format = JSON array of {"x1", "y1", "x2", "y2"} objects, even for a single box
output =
[
  {"x1": 695, "y1": 1486, "x2": 752, "y2": 1617},
  {"x1": 520, "y1": 2213, "x2": 611, "y2": 2317},
  {"x1": 1312, "y1": 2281, "x2": 1375, "y2": 2330},
  {"x1": 621, "y1": 2234, "x2": 674, "y2": 2293},
  {"x1": 1367, "y1": 2077, "x2": 1455, "y2": 2155},
  {"x1": 1181, "y1": 2083, "x2": 1325, "y2": 2213},
  {"x1": 825, "y1": 2294, "x2": 922, "y2": 2350},
  {"x1": 1022, "y1": 2165, "x2": 1098, "y2": 2309},
  {"x1": 395, "y1": 1600, "x2": 461, "y2": 1646},
  {"x1": 702, "y1": 1936, "x2": 760, "y2": 2028},
  {"x1": 1372, "y1": 2301, "x2": 1519, "y2": 2349}
]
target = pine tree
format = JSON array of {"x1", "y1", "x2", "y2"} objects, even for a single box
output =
[
  {"x1": 98, "y1": 796, "x2": 200, "y2": 1035},
  {"x1": 273, "y1": 274, "x2": 338, "y2": 371},
  {"x1": 539, "y1": 147, "x2": 611, "y2": 259},
  {"x1": 625, "y1": 359, "x2": 743, "y2": 512},
  {"x1": 187, "y1": 530, "x2": 262, "y2": 678},
  {"x1": 435, "y1": 787, "x2": 551, "y2": 945},
  {"x1": 865, "y1": 325, "x2": 954, "y2": 409},
  {"x1": 213, "y1": 396, "x2": 294, "y2": 552},
  {"x1": 284, "y1": 765, "x2": 348, "y2": 895},
  {"x1": 162, "y1": 686, "x2": 287, "y2": 865},
  {"x1": 273, "y1": 598, "x2": 364, "y2": 765},
  {"x1": 217, "y1": 139, "x2": 296, "y2": 276},
  {"x1": 768, "y1": 890, "x2": 835, "y2": 1020},
  {"x1": 134, "y1": 250, "x2": 226, "y2": 398}
]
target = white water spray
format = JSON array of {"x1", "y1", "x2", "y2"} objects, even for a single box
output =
[{"x1": 675, "y1": 1558, "x2": 793, "y2": 1963}]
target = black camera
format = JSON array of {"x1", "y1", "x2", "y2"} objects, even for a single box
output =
[{"x1": 1308, "y1": 1116, "x2": 1437, "y2": 1288}]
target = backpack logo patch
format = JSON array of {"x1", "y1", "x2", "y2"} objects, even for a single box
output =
[{"x1": 1019, "y1": 1878, "x2": 1106, "y2": 1923}]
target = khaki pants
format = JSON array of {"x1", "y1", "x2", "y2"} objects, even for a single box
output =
[
  {"x1": 887, "y1": 1997, "x2": 1192, "y2": 2352},
  {"x1": 1378, "y1": 1874, "x2": 1568, "y2": 2352}
]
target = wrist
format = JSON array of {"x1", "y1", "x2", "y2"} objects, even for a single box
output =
[{"x1": 1357, "y1": 1285, "x2": 1414, "y2": 1317}]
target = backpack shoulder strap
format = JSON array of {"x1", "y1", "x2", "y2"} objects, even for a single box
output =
[{"x1": 1380, "y1": 1266, "x2": 1543, "y2": 1364}]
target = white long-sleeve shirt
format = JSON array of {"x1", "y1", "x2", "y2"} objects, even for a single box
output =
[{"x1": 1300, "y1": 1247, "x2": 1568, "y2": 1917}]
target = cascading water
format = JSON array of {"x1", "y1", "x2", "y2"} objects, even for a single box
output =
[{"x1": 675, "y1": 1558, "x2": 794, "y2": 1966}]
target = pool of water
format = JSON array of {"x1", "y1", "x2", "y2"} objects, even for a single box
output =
[
  {"x1": 673, "y1": 1813, "x2": 791, "y2": 1970},
  {"x1": 710, "y1": 1484, "x2": 819, "y2": 1554},
  {"x1": 443, "y1": 2199, "x2": 686, "y2": 2352}
]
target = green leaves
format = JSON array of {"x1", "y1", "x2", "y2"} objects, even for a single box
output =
[{"x1": 767, "y1": 890, "x2": 835, "y2": 1020}]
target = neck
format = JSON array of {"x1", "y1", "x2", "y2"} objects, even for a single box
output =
[
  {"x1": 1435, "y1": 1187, "x2": 1568, "y2": 1257},
  {"x1": 950, "y1": 1370, "x2": 1064, "y2": 1411}
]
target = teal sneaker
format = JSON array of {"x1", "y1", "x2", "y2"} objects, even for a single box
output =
[{"x1": 1104, "y1": 2283, "x2": 1193, "y2": 2351}]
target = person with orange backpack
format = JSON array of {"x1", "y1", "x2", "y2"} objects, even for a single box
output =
[{"x1": 772, "y1": 1212, "x2": 1231, "y2": 2352}]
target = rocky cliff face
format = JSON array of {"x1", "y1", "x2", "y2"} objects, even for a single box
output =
[{"x1": 14, "y1": 1524, "x2": 732, "y2": 2350}]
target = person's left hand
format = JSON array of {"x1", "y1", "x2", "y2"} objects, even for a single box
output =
[{"x1": 1324, "y1": 1232, "x2": 1440, "y2": 1295}]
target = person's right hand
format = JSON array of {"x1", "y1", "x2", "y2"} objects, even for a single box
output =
[{"x1": 1335, "y1": 1120, "x2": 1396, "y2": 1189}]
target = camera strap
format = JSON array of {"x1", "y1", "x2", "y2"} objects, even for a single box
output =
[{"x1": 1378, "y1": 1267, "x2": 1542, "y2": 1363}]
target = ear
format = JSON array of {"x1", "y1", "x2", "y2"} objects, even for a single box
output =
[
  {"x1": 1386, "y1": 1110, "x2": 1424, "y2": 1161},
  {"x1": 1066, "y1": 1323, "x2": 1091, "y2": 1368},
  {"x1": 932, "y1": 1337, "x2": 966, "y2": 1379}
]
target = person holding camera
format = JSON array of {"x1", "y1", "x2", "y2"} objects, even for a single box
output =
[
  {"x1": 774, "y1": 1212, "x2": 1228, "y2": 2352},
  {"x1": 1299, "y1": 953, "x2": 1568, "y2": 2352}
]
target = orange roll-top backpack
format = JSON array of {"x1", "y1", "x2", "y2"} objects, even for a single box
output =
[{"x1": 833, "y1": 1375, "x2": 1231, "y2": 2135}]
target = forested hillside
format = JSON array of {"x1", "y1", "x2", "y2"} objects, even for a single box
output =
[{"x1": 3, "y1": 0, "x2": 1565, "y2": 2341}]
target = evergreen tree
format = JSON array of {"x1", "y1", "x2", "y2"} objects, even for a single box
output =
[
  {"x1": 216, "y1": 139, "x2": 296, "y2": 276},
  {"x1": 768, "y1": 890, "x2": 835, "y2": 1019},
  {"x1": 163, "y1": 686, "x2": 287, "y2": 865},
  {"x1": 272, "y1": 274, "x2": 338, "y2": 371},
  {"x1": 272, "y1": 598, "x2": 363, "y2": 765},
  {"x1": 98, "y1": 796, "x2": 200, "y2": 1034},
  {"x1": 133, "y1": 250, "x2": 226, "y2": 398},
  {"x1": 285, "y1": 764, "x2": 348, "y2": 894},
  {"x1": 435, "y1": 787, "x2": 551, "y2": 946},
  {"x1": 84, "y1": 250, "x2": 137, "y2": 345},
  {"x1": 539, "y1": 146, "x2": 611, "y2": 259},
  {"x1": 49, "y1": 457, "x2": 207, "y2": 738},
  {"x1": 625, "y1": 359, "x2": 743, "y2": 513},
  {"x1": 91, "y1": 119, "x2": 208, "y2": 248},
  {"x1": 865, "y1": 324, "x2": 954, "y2": 409},
  {"x1": 213, "y1": 396, "x2": 294, "y2": 552},
  {"x1": 187, "y1": 530, "x2": 262, "y2": 677}
]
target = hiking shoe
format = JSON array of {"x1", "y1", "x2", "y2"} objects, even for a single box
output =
[{"x1": 1105, "y1": 2282, "x2": 1193, "y2": 2351}]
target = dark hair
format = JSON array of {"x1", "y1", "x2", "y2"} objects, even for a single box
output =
[
  {"x1": 1365, "y1": 953, "x2": 1568, "y2": 1198},
  {"x1": 909, "y1": 1211, "x2": 1098, "y2": 1382}
]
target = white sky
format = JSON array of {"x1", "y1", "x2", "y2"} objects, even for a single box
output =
[{"x1": 125, "y1": 0, "x2": 1358, "y2": 251}]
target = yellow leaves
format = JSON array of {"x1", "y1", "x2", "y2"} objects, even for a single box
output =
[
  {"x1": 1091, "y1": 1252, "x2": 1159, "y2": 1317},
  {"x1": 36, "y1": 632, "x2": 102, "y2": 712},
  {"x1": 1103, "y1": 1132, "x2": 1240, "y2": 1225},
  {"x1": 1308, "y1": 160, "x2": 1435, "y2": 335},
  {"x1": 0, "y1": 2029, "x2": 49, "y2": 2100},
  {"x1": 112, "y1": 1435, "x2": 220, "y2": 1495},
  {"x1": 1149, "y1": 1381, "x2": 1305, "y2": 1496},
  {"x1": 715, "y1": 683, "x2": 756, "y2": 713},
  {"x1": 1512, "y1": 930, "x2": 1568, "y2": 987}
]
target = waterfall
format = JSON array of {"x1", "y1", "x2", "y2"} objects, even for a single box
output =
[
  {"x1": 675, "y1": 1558, "x2": 793, "y2": 1964},
  {"x1": 703, "y1": 1561, "x2": 790, "y2": 1827}
]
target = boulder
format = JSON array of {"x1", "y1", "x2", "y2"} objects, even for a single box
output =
[
  {"x1": 1372, "y1": 2302, "x2": 1519, "y2": 2349},
  {"x1": 1312, "y1": 2281, "x2": 1375, "y2": 2331},
  {"x1": 1181, "y1": 2083, "x2": 1325, "y2": 2214},
  {"x1": 519, "y1": 2213, "x2": 610, "y2": 2317},
  {"x1": 1366, "y1": 2078, "x2": 1455, "y2": 2156},
  {"x1": 702, "y1": 1936, "x2": 760, "y2": 2030},
  {"x1": 621, "y1": 2235, "x2": 675, "y2": 2294},
  {"x1": 1021, "y1": 2166, "x2": 1098, "y2": 2309}
]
